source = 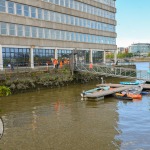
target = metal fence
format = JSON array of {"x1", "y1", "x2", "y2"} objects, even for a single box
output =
[{"x1": 75, "y1": 63, "x2": 150, "y2": 81}]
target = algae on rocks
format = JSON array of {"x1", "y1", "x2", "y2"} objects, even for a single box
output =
[
  {"x1": 0, "y1": 67, "x2": 102, "y2": 95},
  {"x1": 0, "y1": 86, "x2": 11, "y2": 96},
  {"x1": 1, "y1": 68, "x2": 73, "y2": 94}
]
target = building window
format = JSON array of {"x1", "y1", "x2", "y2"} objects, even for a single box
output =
[
  {"x1": 31, "y1": 7, "x2": 36, "y2": 18},
  {"x1": 93, "y1": 51, "x2": 103, "y2": 63},
  {"x1": 51, "y1": 30, "x2": 56, "y2": 39},
  {"x1": 65, "y1": 0, "x2": 69, "y2": 8},
  {"x1": 25, "y1": 26, "x2": 30, "y2": 37},
  {"x1": 1, "y1": 22, "x2": 7, "y2": 34},
  {"x1": 16, "y1": 3, "x2": 22, "y2": 15},
  {"x1": 1, "y1": 1, "x2": 115, "y2": 32},
  {"x1": 34, "y1": 49, "x2": 55, "y2": 66},
  {"x1": 55, "y1": 13, "x2": 60, "y2": 23},
  {"x1": 38, "y1": 28, "x2": 43, "y2": 38},
  {"x1": 2, "y1": 47, "x2": 30, "y2": 67},
  {"x1": 61, "y1": 14, "x2": 65, "y2": 23},
  {"x1": 55, "y1": 0, "x2": 59, "y2": 5},
  {"x1": 75, "y1": 50, "x2": 89, "y2": 64},
  {"x1": 44, "y1": 10, "x2": 49, "y2": 21},
  {"x1": 42, "y1": 0, "x2": 115, "y2": 20},
  {"x1": 9, "y1": 24, "x2": 15, "y2": 36},
  {"x1": 31, "y1": 27, "x2": 37, "y2": 38},
  {"x1": 61, "y1": 31, "x2": 65, "y2": 40},
  {"x1": 24, "y1": 5, "x2": 29, "y2": 17},
  {"x1": 38, "y1": 8, "x2": 43, "y2": 19},
  {"x1": 8, "y1": 1, "x2": 14, "y2": 14},
  {"x1": 0, "y1": 22, "x2": 116, "y2": 45},
  {"x1": 0, "y1": 0, "x2": 6, "y2": 12},
  {"x1": 44, "y1": 28, "x2": 49, "y2": 39},
  {"x1": 57, "y1": 49, "x2": 72, "y2": 60},
  {"x1": 17, "y1": 25, "x2": 23, "y2": 37},
  {"x1": 71, "y1": 32, "x2": 74, "y2": 41}
]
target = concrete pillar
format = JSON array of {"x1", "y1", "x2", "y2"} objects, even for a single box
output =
[
  {"x1": 89, "y1": 49, "x2": 93, "y2": 63},
  {"x1": 30, "y1": 47, "x2": 34, "y2": 68},
  {"x1": 0, "y1": 45, "x2": 3, "y2": 70},
  {"x1": 55, "y1": 48, "x2": 58, "y2": 59},
  {"x1": 103, "y1": 50, "x2": 106, "y2": 64},
  {"x1": 114, "y1": 50, "x2": 117, "y2": 64}
]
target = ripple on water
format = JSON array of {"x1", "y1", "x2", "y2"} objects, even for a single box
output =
[{"x1": 116, "y1": 96, "x2": 150, "y2": 149}]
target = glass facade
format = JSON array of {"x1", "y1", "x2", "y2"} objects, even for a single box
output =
[
  {"x1": 0, "y1": 0, "x2": 6, "y2": 12},
  {"x1": 92, "y1": 51, "x2": 103, "y2": 63},
  {"x1": 0, "y1": 0, "x2": 116, "y2": 68},
  {"x1": 0, "y1": 0, "x2": 115, "y2": 33},
  {"x1": 94, "y1": 0, "x2": 115, "y2": 7},
  {"x1": 43, "y1": 0, "x2": 115, "y2": 19},
  {"x1": 33, "y1": 49, "x2": 55, "y2": 66},
  {"x1": 2, "y1": 47, "x2": 30, "y2": 67},
  {"x1": 76, "y1": 50, "x2": 90, "y2": 64},
  {"x1": 0, "y1": 22, "x2": 116, "y2": 45},
  {"x1": 57, "y1": 49, "x2": 72, "y2": 60},
  {"x1": 2, "y1": 48, "x2": 104, "y2": 67},
  {"x1": 129, "y1": 44, "x2": 150, "y2": 56}
]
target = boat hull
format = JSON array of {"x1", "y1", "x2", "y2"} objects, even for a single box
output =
[
  {"x1": 81, "y1": 86, "x2": 110, "y2": 99},
  {"x1": 113, "y1": 93, "x2": 133, "y2": 100},
  {"x1": 120, "y1": 82, "x2": 139, "y2": 85},
  {"x1": 141, "y1": 91, "x2": 150, "y2": 95}
]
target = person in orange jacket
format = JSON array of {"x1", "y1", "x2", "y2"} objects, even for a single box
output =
[
  {"x1": 53, "y1": 59, "x2": 58, "y2": 68},
  {"x1": 64, "y1": 59, "x2": 67, "y2": 65},
  {"x1": 89, "y1": 62, "x2": 93, "y2": 70},
  {"x1": 67, "y1": 59, "x2": 70, "y2": 64},
  {"x1": 59, "y1": 61, "x2": 63, "y2": 69}
]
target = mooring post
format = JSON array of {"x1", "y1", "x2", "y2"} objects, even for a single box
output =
[{"x1": 101, "y1": 77, "x2": 104, "y2": 84}]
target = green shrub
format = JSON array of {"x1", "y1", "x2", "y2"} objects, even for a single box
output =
[{"x1": 0, "y1": 86, "x2": 11, "y2": 96}]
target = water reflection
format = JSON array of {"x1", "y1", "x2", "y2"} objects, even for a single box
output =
[
  {"x1": 0, "y1": 82, "x2": 119, "y2": 150},
  {"x1": 0, "y1": 77, "x2": 150, "y2": 149},
  {"x1": 31, "y1": 107, "x2": 37, "y2": 131},
  {"x1": 115, "y1": 96, "x2": 150, "y2": 150}
]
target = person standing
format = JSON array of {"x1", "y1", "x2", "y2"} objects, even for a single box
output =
[
  {"x1": 8, "y1": 62, "x2": 11, "y2": 72},
  {"x1": 46, "y1": 61, "x2": 48, "y2": 71},
  {"x1": 89, "y1": 62, "x2": 93, "y2": 70},
  {"x1": 10, "y1": 62, "x2": 14, "y2": 71},
  {"x1": 53, "y1": 59, "x2": 56, "y2": 68},
  {"x1": 59, "y1": 61, "x2": 63, "y2": 69}
]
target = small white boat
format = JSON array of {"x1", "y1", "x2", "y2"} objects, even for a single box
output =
[
  {"x1": 128, "y1": 85, "x2": 143, "y2": 94},
  {"x1": 81, "y1": 86, "x2": 110, "y2": 98},
  {"x1": 136, "y1": 80, "x2": 146, "y2": 84}
]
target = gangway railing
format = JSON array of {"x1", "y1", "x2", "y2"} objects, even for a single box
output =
[{"x1": 75, "y1": 63, "x2": 150, "y2": 81}]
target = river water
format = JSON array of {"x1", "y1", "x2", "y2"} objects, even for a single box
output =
[{"x1": 0, "y1": 62, "x2": 150, "y2": 150}]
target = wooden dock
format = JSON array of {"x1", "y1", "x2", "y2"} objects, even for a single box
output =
[
  {"x1": 83, "y1": 84, "x2": 150, "y2": 99},
  {"x1": 97, "y1": 83, "x2": 150, "y2": 90}
]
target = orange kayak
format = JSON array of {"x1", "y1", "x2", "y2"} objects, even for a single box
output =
[{"x1": 127, "y1": 93, "x2": 142, "y2": 99}]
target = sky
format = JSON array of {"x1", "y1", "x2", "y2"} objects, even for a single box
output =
[{"x1": 116, "y1": 0, "x2": 150, "y2": 47}]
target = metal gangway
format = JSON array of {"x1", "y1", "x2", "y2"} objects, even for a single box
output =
[{"x1": 75, "y1": 63, "x2": 150, "y2": 81}]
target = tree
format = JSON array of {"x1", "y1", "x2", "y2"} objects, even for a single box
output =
[{"x1": 106, "y1": 53, "x2": 114, "y2": 59}]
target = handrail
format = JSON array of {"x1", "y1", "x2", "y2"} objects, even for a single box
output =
[{"x1": 75, "y1": 63, "x2": 150, "y2": 81}]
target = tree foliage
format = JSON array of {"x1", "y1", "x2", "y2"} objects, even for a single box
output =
[{"x1": 106, "y1": 53, "x2": 133, "y2": 59}]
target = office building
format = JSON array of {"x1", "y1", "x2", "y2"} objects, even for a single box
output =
[
  {"x1": 0, "y1": 0, "x2": 117, "y2": 69},
  {"x1": 129, "y1": 43, "x2": 150, "y2": 56}
]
